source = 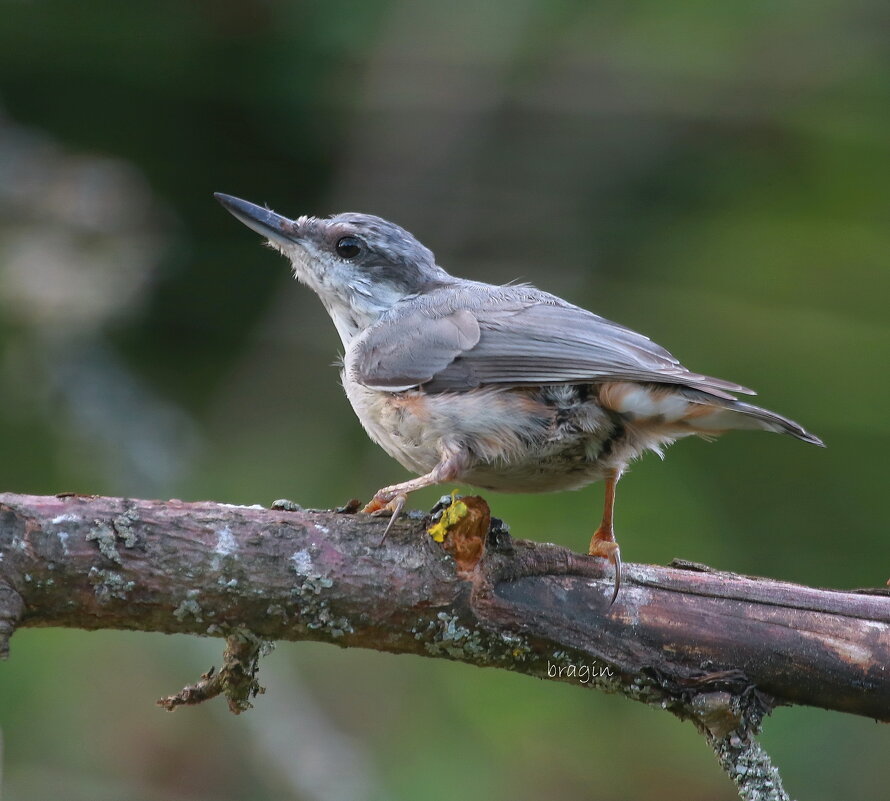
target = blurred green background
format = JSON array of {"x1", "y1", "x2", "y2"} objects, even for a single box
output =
[{"x1": 1, "y1": 1, "x2": 888, "y2": 799}]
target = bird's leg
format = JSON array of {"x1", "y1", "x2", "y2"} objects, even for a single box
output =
[
  {"x1": 588, "y1": 469, "x2": 622, "y2": 606},
  {"x1": 362, "y1": 449, "x2": 469, "y2": 542}
]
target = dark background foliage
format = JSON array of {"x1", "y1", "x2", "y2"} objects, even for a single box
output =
[{"x1": 0, "y1": 2, "x2": 887, "y2": 799}]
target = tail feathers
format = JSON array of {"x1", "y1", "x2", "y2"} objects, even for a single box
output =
[{"x1": 692, "y1": 399, "x2": 824, "y2": 447}]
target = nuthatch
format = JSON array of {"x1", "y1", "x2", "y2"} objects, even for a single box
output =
[{"x1": 215, "y1": 193, "x2": 823, "y2": 604}]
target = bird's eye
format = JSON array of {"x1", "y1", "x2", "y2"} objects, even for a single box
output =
[{"x1": 335, "y1": 236, "x2": 363, "y2": 260}]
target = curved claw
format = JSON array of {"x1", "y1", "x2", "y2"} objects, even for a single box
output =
[
  {"x1": 608, "y1": 547, "x2": 621, "y2": 607},
  {"x1": 588, "y1": 536, "x2": 622, "y2": 606},
  {"x1": 377, "y1": 494, "x2": 407, "y2": 544}
]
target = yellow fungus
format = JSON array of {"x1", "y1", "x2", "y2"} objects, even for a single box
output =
[{"x1": 427, "y1": 490, "x2": 468, "y2": 543}]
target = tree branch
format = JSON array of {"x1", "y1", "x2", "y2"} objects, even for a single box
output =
[
  {"x1": 701, "y1": 724, "x2": 792, "y2": 801},
  {"x1": 1, "y1": 491, "x2": 888, "y2": 798}
]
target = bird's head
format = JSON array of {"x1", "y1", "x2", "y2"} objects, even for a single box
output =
[{"x1": 215, "y1": 193, "x2": 451, "y2": 345}]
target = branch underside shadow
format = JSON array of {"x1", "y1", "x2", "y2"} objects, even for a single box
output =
[{"x1": 1, "y1": 492, "x2": 887, "y2": 800}]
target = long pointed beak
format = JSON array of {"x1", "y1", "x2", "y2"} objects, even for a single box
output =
[{"x1": 214, "y1": 193, "x2": 298, "y2": 246}]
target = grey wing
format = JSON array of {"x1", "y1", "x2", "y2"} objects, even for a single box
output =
[
  {"x1": 350, "y1": 306, "x2": 481, "y2": 391},
  {"x1": 352, "y1": 295, "x2": 753, "y2": 399}
]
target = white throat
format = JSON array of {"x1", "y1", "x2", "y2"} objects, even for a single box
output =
[{"x1": 285, "y1": 248, "x2": 408, "y2": 348}]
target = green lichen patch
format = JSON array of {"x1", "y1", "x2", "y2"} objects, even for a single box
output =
[
  {"x1": 112, "y1": 510, "x2": 139, "y2": 548},
  {"x1": 88, "y1": 567, "x2": 135, "y2": 603},
  {"x1": 271, "y1": 499, "x2": 303, "y2": 512},
  {"x1": 86, "y1": 510, "x2": 140, "y2": 564},
  {"x1": 86, "y1": 523, "x2": 122, "y2": 564},
  {"x1": 174, "y1": 589, "x2": 204, "y2": 622},
  {"x1": 290, "y1": 574, "x2": 353, "y2": 639},
  {"x1": 414, "y1": 612, "x2": 538, "y2": 667}
]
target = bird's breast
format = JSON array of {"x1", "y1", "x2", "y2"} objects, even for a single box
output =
[{"x1": 341, "y1": 376, "x2": 624, "y2": 492}]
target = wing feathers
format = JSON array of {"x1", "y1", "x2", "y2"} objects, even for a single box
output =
[
  {"x1": 351, "y1": 287, "x2": 753, "y2": 400},
  {"x1": 356, "y1": 307, "x2": 480, "y2": 390}
]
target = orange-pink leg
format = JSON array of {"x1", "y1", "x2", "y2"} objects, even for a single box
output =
[
  {"x1": 362, "y1": 451, "x2": 468, "y2": 542},
  {"x1": 588, "y1": 470, "x2": 622, "y2": 605}
]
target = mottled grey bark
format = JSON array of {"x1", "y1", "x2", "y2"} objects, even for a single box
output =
[{"x1": 1, "y1": 491, "x2": 888, "y2": 798}]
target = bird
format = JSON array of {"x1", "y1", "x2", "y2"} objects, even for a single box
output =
[{"x1": 215, "y1": 193, "x2": 823, "y2": 604}]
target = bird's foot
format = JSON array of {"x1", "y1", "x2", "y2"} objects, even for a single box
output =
[
  {"x1": 362, "y1": 493, "x2": 408, "y2": 543},
  {"x1": 588, "y1": 532, "x2": 622, "y2": 606},
  {"x1": 360, "y1": 496, "x2": 387, "y2": 514}
]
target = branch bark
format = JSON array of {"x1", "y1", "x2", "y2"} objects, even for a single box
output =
[{"x1": 1, "y1": 491, "x2": 888, "y2": 798}]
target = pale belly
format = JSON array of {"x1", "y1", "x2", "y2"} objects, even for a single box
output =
[{"x1": 343, "y1": 378, "x2": 622, "y2": 493}]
